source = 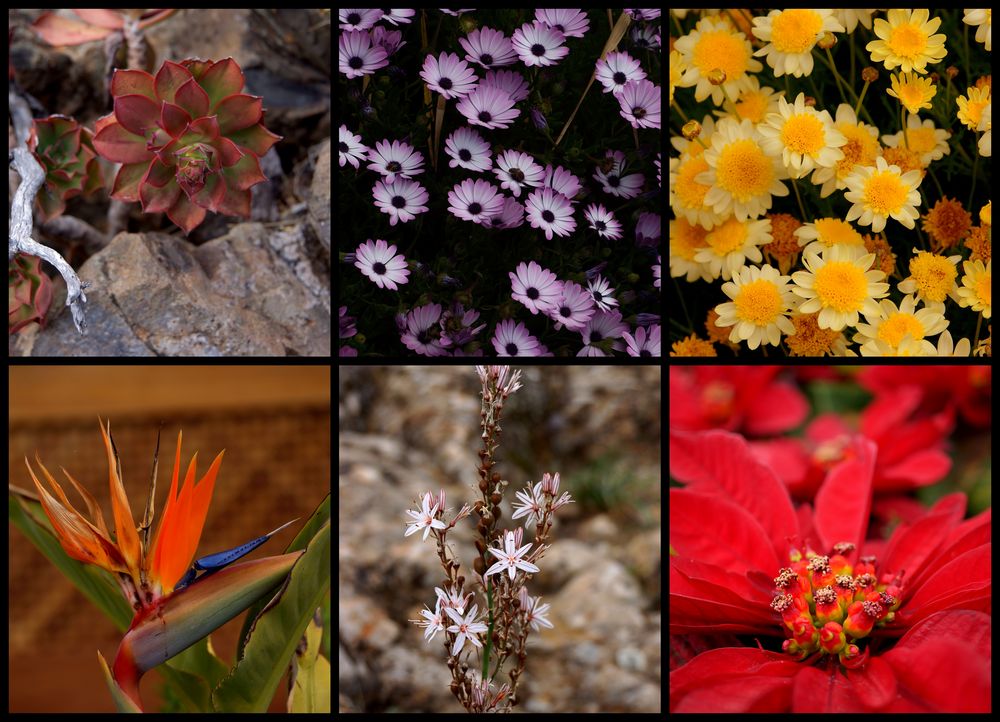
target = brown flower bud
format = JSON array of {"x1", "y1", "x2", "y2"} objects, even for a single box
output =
[
  {"x1": 862, "y1": 67, "x2": 878, "y2": 83},
  {"x1": 930, "y1": 72, "x2": 940, "y2": 84},
  {"x1": 457, "y1": 575, "x2": 465, "y2": 587},
  {"x1": 493, "y1": 505, "x2": 502, "y2": 521},
  {"x1": 474, "y1": 557, "x2": 485, "y2": 575},
  {"x1": 707, "y1": 68, "x2": 727, "y2": 85},
  {"x1": 475, "y1": 539, "x2": 486, "y2": 553},
  {"x1": 490, "y1": 492, "x2": 502, "y2": 504},
  {"x1": 479, "y1": 479, "x2": 488, "y2": 492},
  {"x1": 512, "y1": 597, "x2": 521, "y2": 609},
  {"x1": 477, "y1": 520, "x2": 489, "y2": 535},
  {"x1": 947, "y1": 66, "x2": 959, "y2": 79},
  {"x1": 817, "y1": 32, "x2": 836, "y2": 49},
  {"x1": 804, "y1": 95, "x2": 816, "y2": 107},
  {"x1": 491, "y1": 472, "x2": 501, "y2": 484},
  {"x1": 681, "y1": 120, "x2": 701, "y2": 141}
]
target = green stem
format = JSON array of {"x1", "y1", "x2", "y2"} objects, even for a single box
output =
[
  {"x1": 968, "y1": 150, "x2": 980, "y2": 211},
  {"x1": 854, "y1": 79, "x2": 871, "y2": 119},
  {"x1": 900, "y1": 104, "x2": 908, "y2": 148},
  {"x1": 482, "y1": 581, "x2": 493, "y2": 679},
  {"x1": 791, "y1": 176, "x2": 810, "y2": 222},
  {"x1": 825, "y1": 46, "x2": 850, "y2": 106}
]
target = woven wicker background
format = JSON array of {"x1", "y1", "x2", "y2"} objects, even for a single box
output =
[{"x1": 8, "y1": 365, "x2": 330, "y2": 712}]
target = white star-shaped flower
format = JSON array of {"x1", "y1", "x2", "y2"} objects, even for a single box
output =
[
  {"x1": 484, "y1": 530, "x2": 541, "y2": 581},
  {"x1": 404, "y1": 492, "x2": 447, "y2": 541},
  {"x1": 444, "y1": 604, "x2": 489, "y2": 656}
]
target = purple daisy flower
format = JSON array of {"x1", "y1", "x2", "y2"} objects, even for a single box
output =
[
  {"x1": 594, "y1": 51, "x2": 647, "y2": 95},
  {"x1": 440, "y1": 302, "x2": 486, "y2": 349},
  {"x1": 354, "y1": 239, "x2": 411, "y2": 290},
  {"x1": 593, "y1": 150, "x2": 644, "y2": 199},
  {"x1": 623, "y1": 325, "x2": 661, "y2": 357},
  {"x1": 371, "y1": 26, "x2": 406, "y2": 56},
  {"x1": 459, "y1": 26, "x2": 518, "y2": 68},
  {"x1": 524, "y1": 187, "x2": 576, "y2": 240},
  {"x1": 340, "y1": 346, "x2": 358, "y2": 357},
  {"x1": 630, "y1": 24, "x2": 660, "y2": 51},
  {"x1": 483, "y1": 196, "x2": 525, "y2": 229},
  {"x1": 653, "y1": 255, "x2": 660, "y2": 289},
  {"x1": 543, "y1": 164, "x2": 582, "y2": 200},
  {"x1": 339, "y1": 8, "x2": 384, "y2": 31},
  {"x1": 577, "y1": 310, "x2": 629, "y2": 356},
  {"x1": 535, "y1": 9, "x2": 591, "y2": 38},
  {"x1": 511, "y1": 21, "x2": 569, "y2": 67},
  {"x1": 339, "y1": 30, "x2": 389, "y2": 79},
  {"x1": 420, "y1": 51, "x2": 479, "y2": 99},
  {"x1": 509, "y1": 261, "x2": 561, "y2": 314},
  {"x1": 339, "y1": 125, "x2": 368, "y2": 169},
  {"x1": 381, "y1": 9, "x2": 416, "y2": 25},
  {"x1": 587, "y1": 275, "x2": 619, "y2": 311},
  {"x1": 624, "y1": 9, "x2": 661, "y2": 21},
  {"x1": 447, "y1": 178, "x2": 505, "y2": 223},
  {"x1": 494, "y1": 150, "x2": 544, "y2": 198},
  {"x1": 493, "y1": 320, "x2": 543, "y2": 357},
  {"x1": 635, "y1": 212, "x2": 661, "y2": 247},
  {"x1": 367, "y1": 139, "x2": 425, "y2": 183},
  {"x1": 583, "y1": 203, "x2": 624, "y2": 240},
  {"x1": 401, "y1": 303, "x2": 448, "y2": 357},
  {"x1": 373, "y1": 178, "x2": 429, "y2": 226},
  {"x1": 547, "y1": 281, "x2": 596, "y2": 331},
  {"x1": 456, "y1": 85, "x2": 520, "y2": 129},
  {"x1": 617, "y1": 78, "x2": 661, "y2": 129},
  {"x1": 340, "y1": 306, "x2": 358, "y2": 339},
  {"x1": 480, "y1": 69, "x2": 530, "y2": 102},
  {"x1": 444, "y1": 127, "x2": 492, "y2": 172}
]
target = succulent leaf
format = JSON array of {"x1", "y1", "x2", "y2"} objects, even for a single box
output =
[
  {"x1": 95, "y1": 57, "x2": 282, "y2": 233},
  {"x1": 28, "y1": 115, "x2": 105, "y2": 221},
  {"x1": 9, "y1": 254, "x2": 54, "y2": 334}
]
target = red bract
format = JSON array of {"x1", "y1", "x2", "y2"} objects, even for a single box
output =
[
  {"x1": 92, "y1": 57, "x2": 282, "y2": 233},
  {"x1": 749, "y1": 384, "x2": 955, "y2": 498},
  {"x1": 859, "y1": 366, "x2": 992, "y2": 428},
  {"x1": 669, "y1": 428, "x2": 991, "y2": 713},
  {"x1": 28, "y1": 115, "x2": 104, "y2": 221},
  {"x1": 669, "y1": 366, "x2": 808, "y2": 436}
]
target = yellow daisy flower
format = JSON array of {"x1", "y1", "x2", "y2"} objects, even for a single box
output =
[
  {"x1": 670, "y1": 121, "x2": 725, "y2": 230},
  {"x1": 794, "y1": 217, "x2": 866, "y2": 255},
  {"x1": 843, "y1": 156, "x2": 923, "y2": 233},
  {"x1": 853, "y1": 294, "x2": 948, "y2": 356},
  {"x1": 887, "y1": 71, "x2": 936, "y2": 114},
  {"x1": 714, "y1": 264, "x2": 797, "y2": 349},
  {"x1": 758, "y1": 92, "x2": 848, "y2": 179},
  {"x1": 669, "y1": 50, "x2": 685, "y2": 105},
  {"x1": 697, "y1": 117, "x2": 790, "y2": 222},
  {"x1": 713, "y1": 76, "x2": 785, "y2": 126},
  {"x1": 866, "y1": 9, "x2": 947, "y2": 74},
  {"x1": 811, "y1": 104, "x2": 883, "y2": 198},
  {"x1": 979, "y1": 102, "x2": 992, "y2": 157},
  {"x1": 881, "y1": 114, "x2": 951, "y2": 167},
  {"x1": 674, "y1": 16, "x2": 763, "y2": 105},
  {"x1": 897, "y1": 251, "x2": 962, "y2": 304},
  {"x1": 956, "y1": 259, "x2": 992, "y2": 318},
  {"x1": 669, "y1": 217, "x2": 713, "y2": 283},
  {"x1": 833, "y1": 10, "x2": 875, "y2": 34},
  {"x1": 957, "y1": 85, "x2": 991, "y2": 131},
  {"x1": 751, "y1": 9, "x2": 845, "y2": 77},
  {"x1": 694, "y1": 215, "x2": 773, "y2": 281},
  {"x1": 791, "y1": 245, "x2": 890, "y2": 331},
  {"x1": 934, "y1": 329, "x2": 972, "y2": 357},
  {"x1": 963, "y1": 9, "x2": 992, "y2": 51}
]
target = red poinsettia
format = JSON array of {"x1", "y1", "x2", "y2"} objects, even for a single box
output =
[
  {"x1": 669, "y1": 366, "x2": 809, "y2": 437},
  {"x1": 860, "y1": 366, "x2": 992, "y2": 428},
  {"x1": 92, "y1": 57, "x2": 281, "y2": 233},
  {"x1": 669, "y1": 428, "x2": 991, "y2": 713},
  {"x1": 748, "y1": 384, "x2": 955, "y2": 499}
]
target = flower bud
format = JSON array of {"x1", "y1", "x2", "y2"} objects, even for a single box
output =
[
  {"x1": 862, "y1": 67, "x2": 879, "y2": 83},
  {"x1": 803, "y1": 96, "x2": 816, "y2": 107},
  {"x1": 946, "y1": 66, "x2": 959, "y2": 79},
  {"x1": 491, "y1": 492, "x2": 502, "y2": 504},
  {"x1": 819, "y1": 621, "x2": 846, "y2": 654},
  {"x1": 681, "y1": 120, "x2": 701, "y2": 141},
  {"x1": 707, "y1": 68, "x2": 727, "y2": 85},
  {"x1": 817, "y1": 32, "x2": 836, "y2": 49}
]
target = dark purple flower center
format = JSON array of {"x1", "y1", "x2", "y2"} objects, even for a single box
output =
[
  {"x1": 491, "y1": 217, "x2": 503, "y2": 226},
  {"x1": 468, "y1": 202, "x2": 483, "y2": 215},
  {"x1": 349, "y1": 56, "x2": 364, "y2": 70},
  {"x1": 478, "y1": 111, "x2": 493, "y2": 122},
  {"x1": 635, "y1": 37, "x2": 649, "y2": 48},
  {"x1": 480, "y1": 53, "x2": 494, "y2": 65},
  {"x1": 339, "y1": 141, "x2": 349, "y2": 152},
  {"x1": 527, "y1": 287, "x2": 540, "y2": 300},
  {"x1": 459, "y1": 148, "x2": 472, "y2": 161},
  {"x1": 439, "y1": 77, "x2": 453, "y2": 90},
  {"x1": 541, "y1": 210, "x2": 555, "y2": 223},
  {"x1": 632, "y1": 106, "x2": 646, "y2": 119},
  {"x1": 509, "y1": 168, "x2": 525, "y2": 182},
  {"x1": 607, "y1": 175, "x2": 620, "y2": 187},
  {"x1": 613, "y1": 71, "x2": 627, "y2": 85},
  {"x1": 418, "y1": 329, "x2": 432, "y2": 343},
  {"x1": 554, "y1": 24, "x2": 564, "y2": 32},
  {"x1": 560, "y1": 306, "x2": 571, "y2": 318},
  {"x1": 640, "y1": 349, "x2": 651, "y2": 356},
  {"x1": 593, "y1": 290, "x2": 603, "y2": 301},
  {"x1": 385, "y1": 160, "x2": 402, "y2": 173},
  {"x1": 347, "y1": 12, "x2": 361, "y2": 25},
  {"x1": 590, "y1": 331, "x2": 603, "y2": 342},
  {"x1": 392, "y1": 196, "x2": 407, "y2": 209},
  {"x1": 595, "y1": 220, "x2": 606, "y2": 231},
  {"x1": 373, "y1": 262, "x2": 387, "y2": 275},
  {"x1": 505, "y1": 342, "x2": 519, "y2": 355},
  {"x1": 531, "y1": 43, "x2": 546, "y2": 57}
]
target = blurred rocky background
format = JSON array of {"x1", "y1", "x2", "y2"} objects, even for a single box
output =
[{"x1": 338, "y1": 366, "x2": 661, "y2": 713}]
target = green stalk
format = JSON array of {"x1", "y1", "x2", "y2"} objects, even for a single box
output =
[{"x1": 482, "y1": 581, "x2": 494, "y2": 679}]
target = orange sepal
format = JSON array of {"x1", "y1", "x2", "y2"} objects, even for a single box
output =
[{"x1": 99, "y1": 419, "x2": 143, "y2": 574}]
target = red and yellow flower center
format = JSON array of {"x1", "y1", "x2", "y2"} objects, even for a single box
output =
[{"x1": 769, "y1": 543, "x2": 903, "y2": 665}]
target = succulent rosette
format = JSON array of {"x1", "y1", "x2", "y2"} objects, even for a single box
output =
[
  {"x1": 92, "y1": 57, "x2": 282, "y2": 233},
  {"x1": 9, "y1": 253, "x2": 54, "y2": 334},
  {"x1": 28, "y1": 114, "x2": 104, "y2": 221}
]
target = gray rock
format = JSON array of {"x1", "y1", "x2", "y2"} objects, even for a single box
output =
[
  {"x1": 17, "y1": 224, "x2": 330, "y2": 356},
  {"x1": 309, "y1": 138, "x2": 331, "y2": 253}
]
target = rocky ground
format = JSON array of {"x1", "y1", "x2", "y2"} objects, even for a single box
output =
[{"x1": 338, "y1": 367, "x2": 662, "y2": 713}]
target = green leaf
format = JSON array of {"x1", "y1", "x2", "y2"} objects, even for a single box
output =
[
  {"x1": 213, "y1": 520, "x2": 331, "y2": 712},
  {"x1": 287, "y1": 612, "x2": 331, "y2": 712}
]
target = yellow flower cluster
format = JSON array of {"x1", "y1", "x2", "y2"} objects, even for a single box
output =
[{"x1": 670, "y1": 9, "x2": 992, "y2": 356}]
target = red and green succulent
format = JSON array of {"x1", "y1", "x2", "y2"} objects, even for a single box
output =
[
  {"x1": 9, "y1": 253, "x2": 54, "y2": 334},
  {"x1": 28, "y1": 114, "x2": 105, "y2": 221},
  {"x1": 92, "y1": 57, "x2": 282, "y2": 233}
]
